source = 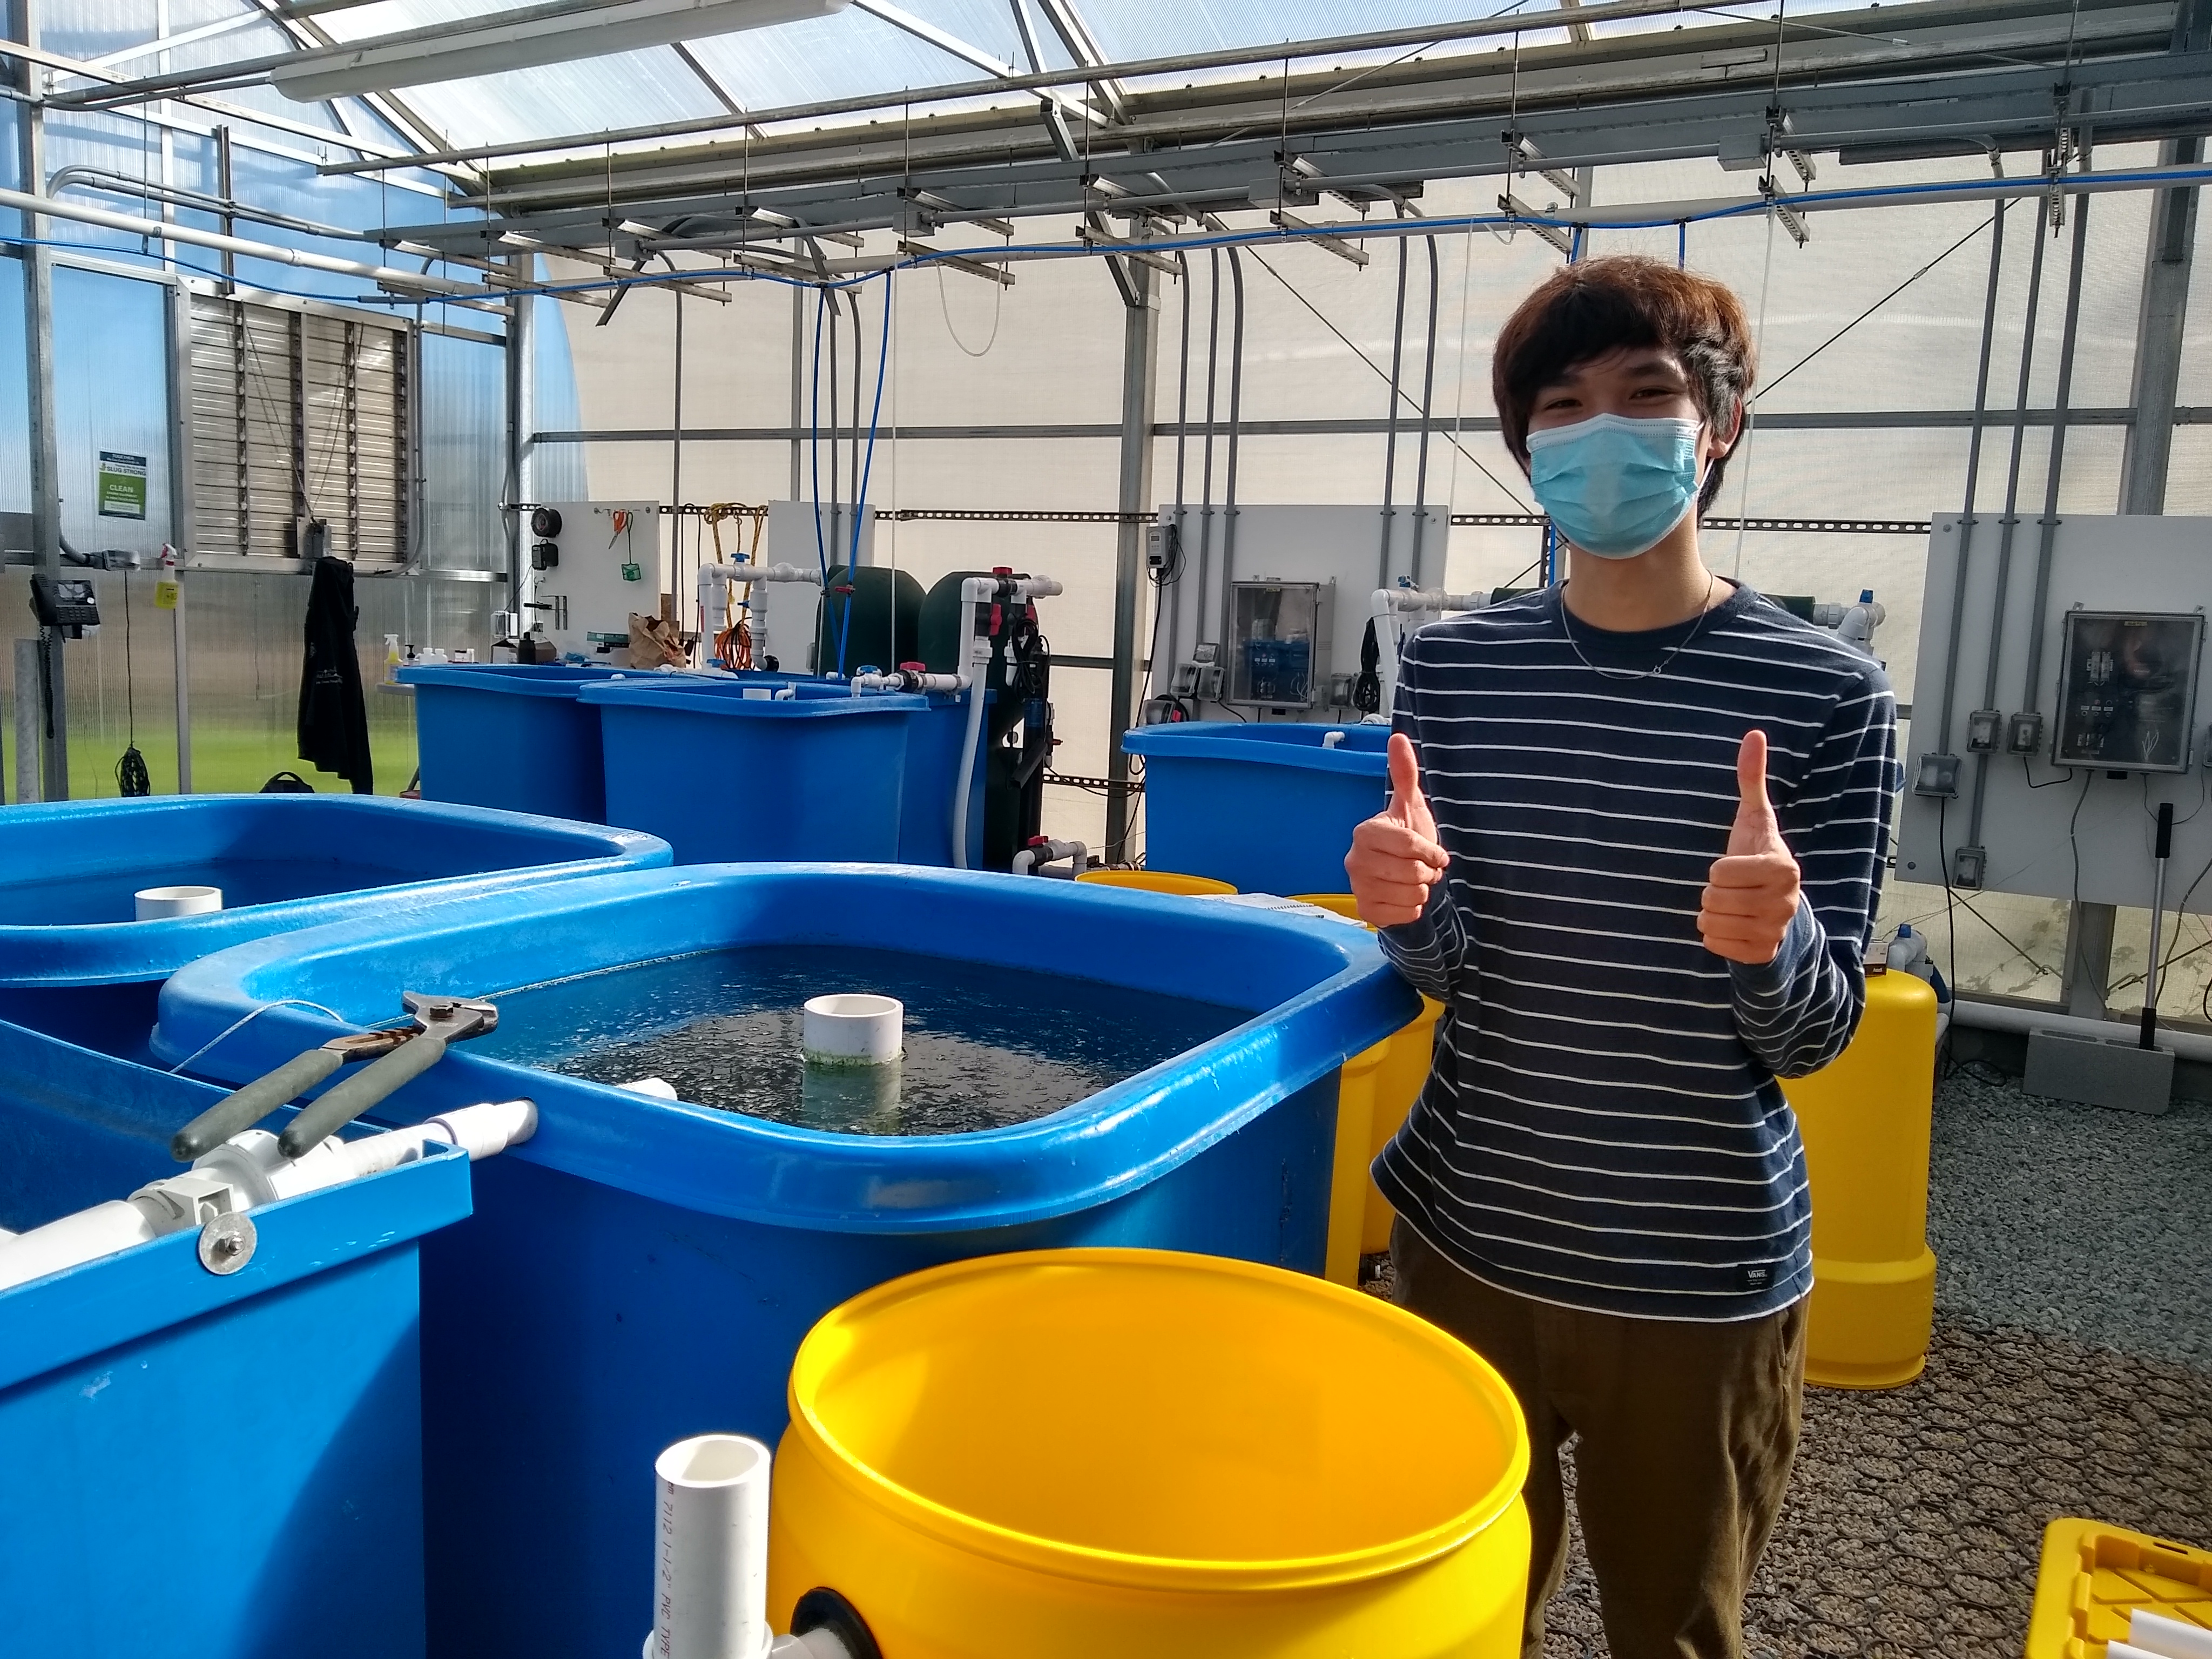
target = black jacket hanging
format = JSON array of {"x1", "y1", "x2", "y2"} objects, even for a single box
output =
[
  {"x1": 1353, "y1": 617, "x2": 1382, "y2": 715},
  {"x1": 298, "y1": 555, "x2": 374, "y2": 794}
]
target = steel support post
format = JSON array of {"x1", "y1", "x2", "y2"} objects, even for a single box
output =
[
  {"x1": 2076, "y1": 131, "x2": 2202, "y2": 1016},
  {"x1": 12, "y1": 638, "x2": 38, "y2": 804},
  {"x1": 164, "y1": 276, "x2": 194, "y2": 792},
  {"x1": 1105, "y1": 258, "x2": 1161, "y2": 865},
  {"x1": 2119, "y1": 134, "x2": 2200, "y2": 514},
  {"x1": 17, "y1": 0, "x2": 65, "y2": 799},
  {"x1": 504, "y1": 252, "x2": 533, "y2": 610}
]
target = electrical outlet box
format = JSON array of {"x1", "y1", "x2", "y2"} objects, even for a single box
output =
[
  {"x1": 1951, "y1": 844, "x2": 1986, "y2": 888},
  {"x1": 1145, "y1": 524, "x2": 1166, "y2": 571},
  {"x1": 1171, "y1": 661, "x2": 1223, "y2": 701},
  {"x1": 1913, "y1": 752, "x2": 1961, "y2": 798},
  {"x1": 1966, "y1": 708, "x2": 2001, "y2": 753},
  {"x1": 2006, "y1": 711, "x2": 2044, "y2": 754}
]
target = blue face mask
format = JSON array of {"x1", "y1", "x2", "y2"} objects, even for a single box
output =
[{"x1": 1526, "y1": 413, "x2": 1705, "y2": 560}]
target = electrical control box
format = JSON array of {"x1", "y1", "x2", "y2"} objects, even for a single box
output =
[
  {"x1": 2051, "y1": 610, "x2": 2204, "y2": 773},
  {"x1": 1227, "y1": 580, "x2": 1334, "y2": 710}
]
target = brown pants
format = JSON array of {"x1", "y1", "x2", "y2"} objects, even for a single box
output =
[{"x1": 1391, "y1": 1220, "x2": 1806, "y2": 1659}]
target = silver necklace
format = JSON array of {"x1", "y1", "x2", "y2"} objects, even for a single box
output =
[{"x1": 1557, "y1": 573, "x2": 1721, "y2": 682}]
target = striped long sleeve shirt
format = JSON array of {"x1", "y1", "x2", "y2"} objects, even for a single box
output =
[{"x1": 1373, "y1": 582, "x2": 1901, "y2": 1321}]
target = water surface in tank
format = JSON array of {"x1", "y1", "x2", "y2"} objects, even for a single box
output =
[{"x1": 474, "y1": 945, "x2": 1248, "y2": 1135}]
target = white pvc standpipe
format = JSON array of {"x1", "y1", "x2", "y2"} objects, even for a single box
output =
[
  {"x1": 650, "y1": 1434, "x2": 775, "y2": 1659},
  {"x1": 801, "y1": 994, "x2": 902, "y2": 1064},
  {"x1": 136, "y1": 885, "x2": 223, "y2": 920},
  {"x1": 950, "y1": 666, "x2": 988, "y2": 870}
]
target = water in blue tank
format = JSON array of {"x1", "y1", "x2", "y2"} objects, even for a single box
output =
[
  {"x1": 471, "y1": 946, "x2": 1243, "y2": 1135},
  {"x1": 0, "y1": 858, "x2": 434, "y2": 925}
]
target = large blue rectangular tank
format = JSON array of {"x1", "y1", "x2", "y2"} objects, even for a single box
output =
[
  {"x1": 400, "y1": 662, "x2": 627, "y2": 822},
  {"x1": 0, "y1": 1022, "x2": 471, "y2": 1659},
  {"x1": 0, "y1": 795, "x2": 669, "y2": 1061},
  {"x1": 148, "y1": 865, "x2": 1416, "y2": 1659},
  {"x1": 1124, "y1": 720, "x2": 1391, "y2": 896},
  {"x1": 581, "y1": 678, "x2": 928, "y2": 863}
]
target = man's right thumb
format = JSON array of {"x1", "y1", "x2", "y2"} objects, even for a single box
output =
[{"x1": 1387, "y1": 733, "x2": 1424, "y2": 818}]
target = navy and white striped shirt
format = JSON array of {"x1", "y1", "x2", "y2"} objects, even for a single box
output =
[{"x1": 1374, "y1": 582, "x2": 1900, "y2": 1321}]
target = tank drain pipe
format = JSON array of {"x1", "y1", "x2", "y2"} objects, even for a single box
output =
[
  {"x1": 647, "y1": 1435, "x2": 879, "y2": 1659},
  {"x1": 1012, "y1": 838, "x2": 1088, "y2": 876},
  {"x1": 0, "y1": 1100, "x2": 537, "y2": 1294},
  {"x1": 950, "y1": 572, "x2": 1064, "y2": 870},
  {"x1": 850, "y1": 667, "x2": 961, "y2": 694},
  {"x1": 702, "y1": 563, "x2": 821, "y2": 666}
]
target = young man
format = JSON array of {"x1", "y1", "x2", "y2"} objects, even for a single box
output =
[{"x1": 1345, "y1": 256, "x2": 1899, "y2": 1659}]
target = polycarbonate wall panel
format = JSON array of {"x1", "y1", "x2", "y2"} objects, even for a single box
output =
[
  {"x1": 53, "y1": 266, "x2": 172, "y2": 562},
  {"x1": 421, "y1": 331, "x2": 505, "y2": 571},
  {"x1": 0, "y1": 567, "x2": 496, "y2": 801}
]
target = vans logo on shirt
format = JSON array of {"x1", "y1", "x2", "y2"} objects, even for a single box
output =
[{"x1": 1741, "y1": 1263, "x2": 1775, "y2": 1292}]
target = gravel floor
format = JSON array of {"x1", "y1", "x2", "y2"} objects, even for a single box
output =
[{"x1": 1358, "y1": 1068, "x2": 2212, "y2": 1658}]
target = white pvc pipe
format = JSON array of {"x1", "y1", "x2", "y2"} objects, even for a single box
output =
[
  {"x1": 1950, "y1": 997, "x2": 2212, "y2": 1064},
  {"x1": 950, "y1": 669, "x2": 988, "y2": 869},
  {"x1": 0, "y1": 1101, "x2": 539, "y2": 1293},
  {"x1": 2133, "y1": 1611, "x2": 2212, "y2": 1659},
  {"x1": 0, "y1": 1202, "x2": 161, "y2": 1293},
  {"x1": 649, "y1": 1434, "x2": 775, "y2": 1659},
  {"x1": 802, "y1": 994, "x2": 902, "y2": 1064},
  {"x1": 136, "y1": 884, "x2": 222, "y2": 920}
]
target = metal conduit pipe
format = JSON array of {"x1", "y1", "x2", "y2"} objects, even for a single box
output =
[
  {"x1": 1409, "y1": 234, "x2": 1442, "y2": 591},
  {"x1": 2020, "y1": 181, "x2": 2094, "y2": 717},
  {"x1": 1931, "y1": 193, "x2": 2010, "y2": 764},
  {"x1": 1962, "y1": 205, "x2": 2051, "y2": 854},
  {"x1": 1218, "y1": 246, "x2": 1247, "y2": 668},
  {"x1": 1165, "y1": 251, "x2": 1193, "y2": 687},
  {"x1": 1378, "y1": 226, "x2": 1410, "y2": 592},
  {"x1": 0, "y1": 183, "x2": 482, "y2": 295},
  {"x1": 1194, "y1": 247, "x2": 1222, "y2": 649},
  {"x1": 48, "y1": 164, "x2": 361, "y2": 242}
]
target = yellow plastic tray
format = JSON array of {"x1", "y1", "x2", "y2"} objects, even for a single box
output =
[{"x1": 2025, "y1": 1518, "x2": 2212, "y2": 1658}]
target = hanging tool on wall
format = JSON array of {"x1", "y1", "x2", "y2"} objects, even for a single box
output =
[
  {"x1": 169, "y1": 992, "x2": 500, "y2": 1163},
  {"x1": 2142, "y1": 800, "x2": 2174, "y2": 1050}
]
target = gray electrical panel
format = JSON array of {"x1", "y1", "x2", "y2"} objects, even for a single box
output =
[
  {"x1": 1227, "y1": 580, "x2": 1333, "y2": 710},
  {"x1": 2051, "y1": 610, "x2": 2204, "y2": 773}
]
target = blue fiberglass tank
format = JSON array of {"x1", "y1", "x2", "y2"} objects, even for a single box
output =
[
  {"x1": 0, "y1": 795, "x2": 669, "y2": 1058},
  {"x1": 149, "y1": 865, "x2": 1417, "y2": 1659},
  {"x1": 1123, "y1": 720, "x2": 1392, "y2": 896},
  {"x1": 400, "y1": 661, "x2": 626, "y2": 822},
  {"x1": 581, "y1": 677, "x2": 928, "y2": 864},
  {"x1": 0, "y1": 1021, "x2": 471, "y2": 1659}
]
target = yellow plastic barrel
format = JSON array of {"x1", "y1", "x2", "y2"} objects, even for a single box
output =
[
  {"x1": 1292, "y1": 893, "x2": 1448, "y2": 1256},
  {"x1": 768, "y1": 1249, "x2": 1532, "y2": 1659},
  {"x1": 1076, "y1": 868, "x2": 1239, "y2": 896},
  {"x1": 1779, "y1": 970, "x2": 1940, "y2": 1388}
]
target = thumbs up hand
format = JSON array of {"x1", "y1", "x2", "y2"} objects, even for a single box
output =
[
  {"x1": 1346, "y1": 733, "x2": 1451, "y2": 928},
  {"x1": 1698, "y1": 729, "x2": 1803, "y2": 965}
]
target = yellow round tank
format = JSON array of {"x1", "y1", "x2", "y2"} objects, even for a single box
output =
[
  {"x1": 1780, "y1": 970, "x2": 1940, "y2": 1388},
  {"x1": 1291, "y1": 894, "x2": 1447, "y2": 1255},
  {"x1": 1292, "y1": 898, "x2": 1442, "y2": 1256},
  {"x1": 1077, "y1": 869, "x2": 1238, "y2": 896},
  {"x1": 769, "y1": 1249, "x2": 1532, "y2": 1659}
]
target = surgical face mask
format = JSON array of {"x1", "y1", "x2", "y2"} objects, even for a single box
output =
[{"x1": 1525, "y1": 413, "x2": 1705, "y2": 561}]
